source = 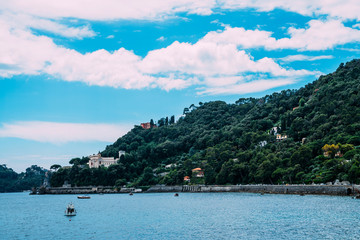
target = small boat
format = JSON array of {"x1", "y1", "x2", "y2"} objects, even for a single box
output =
[
  {"x1": 129, "y1": 192, "x2": 133, "y2": 196},
  {"x1": 174, "y1": 193, "x2": 179, "y2": 197},
  {"x1": 77, "y1": 196, "x2": 91, "y2": 199},
  {"x1": 65, "y1": 203, "x2": 76, "y2": 216}
]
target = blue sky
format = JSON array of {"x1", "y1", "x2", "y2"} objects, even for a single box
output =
[{"x1": 1, "y1": 0, "x2": 360, "y2": 172}]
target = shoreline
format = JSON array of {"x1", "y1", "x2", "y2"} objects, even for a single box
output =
[{"x1": 30, "y1": 184, "x2": 360, "y2": 196}]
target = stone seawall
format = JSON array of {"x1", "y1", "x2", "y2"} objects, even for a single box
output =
[
  {"x1": 147, "y1": 184, "x2": 358, "y2": 196},
  {"x1": 33, "y1": 186, "x2": 137, "y2": 194},
  {"x1": 34, "y1": 184, "x2": 360, "y2": 196}
]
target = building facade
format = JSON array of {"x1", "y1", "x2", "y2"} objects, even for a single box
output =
[{"x1": 88, "y1": 151, "x2": 125, "y2": 168}]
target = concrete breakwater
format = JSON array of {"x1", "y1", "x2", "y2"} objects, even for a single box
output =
[{"x1": 147, "y1": 184, "x2": 359, "y2": 196}]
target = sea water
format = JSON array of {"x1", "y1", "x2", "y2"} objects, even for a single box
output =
[{"x1": 1, "y1": 192, "x2": 360, "y2": 239}]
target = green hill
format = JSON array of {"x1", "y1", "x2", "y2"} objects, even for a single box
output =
[
  {"x1": 0, "y1": 165, "x2": 47, "y2": 192},
  {"x1": 50, "y1": 59, "x2": 360, "y2": 187}
]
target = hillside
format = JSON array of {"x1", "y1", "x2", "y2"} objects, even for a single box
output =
[
  {"x1": 0, "y1": 165, "x2": 47, "y2": 192},
  {"x1": 50, "y1": 59, "x2": 360, "y2": 187}
]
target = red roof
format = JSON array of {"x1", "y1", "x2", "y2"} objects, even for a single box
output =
[{"x1": 192, "y1": 168, "x2": 202, "y2": 172}]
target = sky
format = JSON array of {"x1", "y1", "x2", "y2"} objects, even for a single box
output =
[{"x1": 1, "y1": 0, "x2": 360, "y2": 172}]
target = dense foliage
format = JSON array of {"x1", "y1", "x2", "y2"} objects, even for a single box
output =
[
  {"x1": 0, "y1": 165, "x2": 47, "y2": 192},
  {"x1": 50, "y1": 59, "x2": 360, "y2": 187}
]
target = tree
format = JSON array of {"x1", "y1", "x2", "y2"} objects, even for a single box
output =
[
  {"x1": 50, "y1": 164, "x2": 61, "y2": 172},
  {"x1": 138, "y1": 167, "x2": 156, "y2": 186},
  {"x1": 158, "y1": 118, "x2": 165, "y2": 127},
  {"x1": 322, "y1": 144, "x2": 340, "y2": 158},
  {"x1": 115, "y1": 178, "x2": 127, "y2": 187},
  {"x1": 290, "y1": 145, "x2": 312, "y2": 169},
  {"x1": 299, "y1": 98, "x2": 305, "y2": 107},
  {"x1": 169, "y1": 115, "x2": 175, "y2": 125},
  {"x1": 69, "y1": 158, "x2": 81, "y2": 165}
]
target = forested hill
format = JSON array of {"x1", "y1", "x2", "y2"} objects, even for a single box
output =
[
  {"x1": 51, "y1": 59, "x2": 360, "y2": 187},
  {"x1": 0, "y1": 165, "x2": 47, "y2": 192}
]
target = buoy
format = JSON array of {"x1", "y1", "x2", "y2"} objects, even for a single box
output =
[{"x1": 69, "y1": 219, "x2": 71, "y2": 221}]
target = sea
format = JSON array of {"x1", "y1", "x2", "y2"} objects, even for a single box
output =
[{"x1": 1, "y1": 192, "x2": 360, "y2": 239}]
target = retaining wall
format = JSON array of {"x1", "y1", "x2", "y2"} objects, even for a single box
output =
[{"x1": 147, "y1": 184, "x2": 357, "y2": 196}]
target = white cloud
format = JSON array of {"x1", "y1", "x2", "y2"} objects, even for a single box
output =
[
  {"x1": 278, "y1": 19, "x2": 360, "y2": 50},
  {"x1": 201, "y1": 19, "x2": 360, "y2": 51},
  {"x1": 106, "y1": 35, "x2": 115, "y2": 39},
  {"x1": 0, "y1": 15, "x2": 317, "y2": 95},
  {"x1": 44, "y1": 48, "x2": 156, "y2": 89},
  {"x1": 1, "y1": 12, "x2": 95, "y2": 39},
  {"x1": 201, "y1": 27, "x2": 276, "y2": 50},
  {"x1": 0, "y1": 0, "x2": 216, "y2": 21},
  {"x1": 4, "y1": 2, "x2": 344, "y2": 95},
  {"x1": 0, "y1": 19, "x2": 62, "y2": 77},
  {"x1": 0, "y1": 121, "x2": 132, "y2": 144},
  {"x1": 220, "y1": 0, "x2": 360, "y2": 21},
  {"x1": 156, "y1": 36, "x2": 166, "y2": 41},
  {"x1": 278, "y1": 55, "x2": 334, "y2": 62},
  {"x1": 197, "y1": 77, "x2": 297, "y2": 95},
  {"x1": 141, "y1": 41, "x2": 313, "y2": 77},
  {"x1": 1, "y1": 0, "x2": 360, "y2": 21},
  {"x1": 353, "y1": 23, "x2": 360, "y2": 29},
  {"x1": 338, "y1": 47, "x2": 360, "y2": 52}
]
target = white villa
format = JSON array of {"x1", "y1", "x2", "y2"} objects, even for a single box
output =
[{"x1": 88, "y1": 151, "x2": 125, "y2": 168}]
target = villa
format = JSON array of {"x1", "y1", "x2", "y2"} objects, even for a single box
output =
[{"x1": 88, "y1": 151, "x2": 125, "y2": 168}]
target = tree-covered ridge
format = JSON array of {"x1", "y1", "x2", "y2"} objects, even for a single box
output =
[
  {"x1": 0, "y1": 165, "x2": 47, "y2": 192},
  {"x1": 50, "y1": 59, "x2": 360, "y2": 187}
]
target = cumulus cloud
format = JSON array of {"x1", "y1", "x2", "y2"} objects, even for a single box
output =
[
  {"x1": 6, "y1": 1, "x2": 356, "y2": 95},
  {"x1": 0, "y1": 15, "x2": 318, "y2": 95},
  {"x1": 0, "y1": 19, "x2": 61, "y2": 77},
  {"x1": 44, "y1": 48, "x2": 156, "y2": 89},
  {"x1": 142, "y1": 41, "x2": 313, "y2": 76},
  {"x1": 201, "y1": 19, "x2": 360, "y2": 51},
  {"x1": 0, "y1": 121, "x2": 132, "y2": 144}
]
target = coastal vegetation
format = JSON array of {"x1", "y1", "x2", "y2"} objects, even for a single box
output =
[
  {"x1": 48, "y1": 59, "x2": 360, "y2": 188},
  {"x1": 2, "y1": 59, "x2": 360, "y2": 191},
  {"x1": 0, "y1": 165, "x2": 47, "y2": 192}
]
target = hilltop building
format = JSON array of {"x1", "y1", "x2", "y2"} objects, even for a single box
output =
[
  {"x1": 140, "y1": 122, "x2": 157, "y2": 129},
  {"x1": 141, "y1": 122, "x2": 151, "y2": 129},
  {"x1": 88, "y1": 151, "x2": 125, "y2": 168}
]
